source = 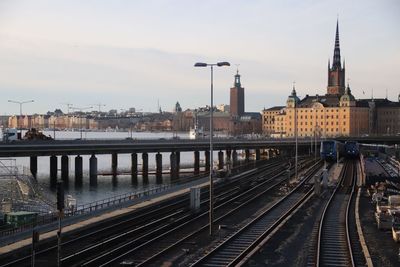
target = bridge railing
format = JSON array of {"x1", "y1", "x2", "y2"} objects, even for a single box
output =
[{"x1": 65, "y1": 183, "x2": 172, "y2": 216}]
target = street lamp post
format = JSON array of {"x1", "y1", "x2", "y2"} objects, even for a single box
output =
[
  {"x1": 194, "y1": 61, "x2": 230, "y2": 236},
  {"x1": 295, "y1": 102, "x2": 298, "y2": 181},
  {"x1": 8, "y1": 99, "x2": 34, "y2": 130}
]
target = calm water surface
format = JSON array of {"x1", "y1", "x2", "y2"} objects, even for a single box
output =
[{"x1": 5, "y1": 130, "x2": 226, "y2": 205}]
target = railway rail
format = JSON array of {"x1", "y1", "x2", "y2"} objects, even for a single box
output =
[
  {"x1": 190, "y1": 160, "x2": 323, "y2": 267},
  {"x1": 78, "y1": 158, "x2": 314, "y2": 266},
  {"x1": 316, "y1": 160, "x2": 366, "y2": 267},
  {"x1": 0, "y1": 156, "x2": 299, "y2": 267}
]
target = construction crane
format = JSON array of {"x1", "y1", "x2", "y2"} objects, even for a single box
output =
[
  {"x1": 92, "y1": 103, "x2": 106, "y2": 113},
  {"x1": 60, "y1": 103, "x2": 73, "y2": 115}
]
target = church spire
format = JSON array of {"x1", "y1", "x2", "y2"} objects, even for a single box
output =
[
  {"x1": 327, "y1": 19, "x2": 345, "y2": 95},
  {"x1": 332, "y1": 19, "x2": 341, "y2": 69}
]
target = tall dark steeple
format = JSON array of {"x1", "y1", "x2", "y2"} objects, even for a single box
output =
[
  {"x1": 230, "y1": 69, "x2": 245, "y2": 117},
  {"x1": 327, "y1": 19, "x2": 345, "y2": 95},
  {"x1": 332, "y1": 20, "x2": 341, "y2": 69}
]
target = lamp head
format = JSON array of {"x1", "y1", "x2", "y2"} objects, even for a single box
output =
[
  {"x1": 194, "y1": 62, "x2": 208, "y2": 67},
  {"x1": 217, "y1": 62, "x2": 230, "y2": 67}
]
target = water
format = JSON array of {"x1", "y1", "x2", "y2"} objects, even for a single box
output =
[{"x1": 4, "y1": 130, "x2": 226, "y2": 205}]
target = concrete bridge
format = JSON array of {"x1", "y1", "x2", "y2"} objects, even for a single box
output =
[
  {"x1": 0, "y1": 138, "x2": 315, "y2": 186},
  {"x1": 2, "y1": 136, "x2": 397, "y2": 186}
]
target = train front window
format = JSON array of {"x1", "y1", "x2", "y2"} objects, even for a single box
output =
[{"x1": 323, "y1": 142, "x2": 334, "y2": 153}]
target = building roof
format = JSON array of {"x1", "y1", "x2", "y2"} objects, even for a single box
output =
[
  {"x1": 297, "y1": 94, "x2": 341, "y2": 108},
  {"x1": 264, "y1": 106, "x2": 285, "y2": 111},
  {"x1": 357, "y1": 98, "x2": 400, "y2": 108},
  {"x1": 242, "y1": 112, "x2": 261, "y2": 119}
]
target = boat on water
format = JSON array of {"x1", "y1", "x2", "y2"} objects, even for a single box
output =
[
  {"x1": 189, "y1": 124, "x2": 205, "y2": 140},
  {"x1": 189, "y1": 112, "x2": 205, "y2": 140}
]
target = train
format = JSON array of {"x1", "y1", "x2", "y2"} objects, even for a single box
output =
[
  {"x1": 344, "y1": 141, "x2": 360, "y2": 158},
  {"x1": 320, "y1": 140, "x2": 361, "y2": 160},
  {"x1": 320, "y1": 140, "x2": 344, "y2": 161}
]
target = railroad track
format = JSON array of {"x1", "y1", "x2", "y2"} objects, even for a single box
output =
[
  {"x1": 76, "y1": 158, "x2": 315, "y2": 266},
  {"x1": 316, "y1": 160, "x2": 365, "y2": 267},
  {"x1": 190, "y1": 160, "x2": 323, "y2": 267},
  {"x1": 0, "y1": 157, "x2": 294, "y2": 267}
]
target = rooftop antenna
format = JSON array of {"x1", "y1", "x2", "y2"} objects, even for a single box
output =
[
  {"x1": 235, "y1": 64, "x2": 240, "y2": 74},
  {"x1": 386, "y1": 89, "x2": 388, "y2": 99}
]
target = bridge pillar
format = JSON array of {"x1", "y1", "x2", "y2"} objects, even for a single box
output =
[
  {"x1": 61, "y1": 155, "x2": 69, "y2": 183},
  {"x1": 89, "y1": 154, "x2": 97, "y2": 186},
  {"x1": 218, "y1": 151, "x2": 224, "y2": 170},
  {"x1": 176, "y1": 151, "x2": 180, "y2": 172},
  {"x1": 256, "y1": 149, "x2": 261, "y2": 161},
  {"x1": 142, "y1": 152, "x2": 149, "y2": 179},
  {"x1": 131, "y1": 153, "x2": 138, "y2": 182},
  {"x1": 30, "y1": 156, "x2": 37, "y2": 179},
  {"x1": 226, "y1": 149, "x2": 232, "y2": 161},
  {"x1": 75, "y1": 156, "x2": 83, "y2": 186},
  {"x1": 245, "y1": 149, "x2": 250, "y2": 163},
  {"x1": 194, "y1": 151, "x2": 200, "y2": 175},
  {"x1": 205, "y1": 150, "x2": 210, "y2": 173},
  {"x1": 156, "y1": 152, "x2": 162, "y2": 181},
  {"x1": 111, "y1": 153, "x2": 118, "y2": 176},
  {"x1": 170, "y1": 152, "x2": 178, "y2": 179},
  {"x1": 232, "y1": 150, "x2": 238, "y2": 167},
  {"x1": 50, "y1": 155, "x2": 57, "y2": 186}
]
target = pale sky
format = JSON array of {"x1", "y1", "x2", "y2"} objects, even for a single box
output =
[{"x1": 0, "y1": 0, "x2": 399, "y2": 115}]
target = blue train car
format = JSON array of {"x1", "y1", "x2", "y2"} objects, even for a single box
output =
[
  {"x1": 320, "y1": 140, "x2": 344, "y2": 161},
  {"x1": 344, "y1": 141, "x2": 360, "y2": 158}
]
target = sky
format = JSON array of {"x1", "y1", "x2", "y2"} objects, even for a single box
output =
[{"x1": 0, "y1": 0, "x2": 399, "y2": 115}]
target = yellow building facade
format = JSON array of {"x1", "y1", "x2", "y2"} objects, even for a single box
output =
[{"x1": 260, "y1": 21, "x2": 399, "y2": 138}]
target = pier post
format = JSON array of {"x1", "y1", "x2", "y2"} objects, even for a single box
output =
[
  {"x1": 256, "y1": 149, "x2": 261, "y2": 161},
  {"x1": 142, "y1": 152, "x2": 149, "y2": 179},
  {"x1": 30, "y1": 156, "x2": 37, "y2": 179},
  {"x1": 170, "y1": 152, "x2": 178, "y2": 179},
  {"x1": 245, "y1": 149, "x2": 250, "y2": 163},
  {"x1": 50, "y1": 155, "x2": 57, "y2": 186},
  {"x1": 89, "y1": 154, "x2": 97, "y2": 186},
  {"x1": 194, "y1": 151, "x2": 200, "y2": 175},
  {"x1": 111, "y1": 153, "x2": 118, "y2": 176},
  {"x1": 156, "y1": 152, "x2": 162, "y2": 181},
  {"x1": 131, "y1": 153, "x2": 138, "y2": 184},
  {"x1": 232, "y1": 150, "x2": 238, "y2": 167},
  {"x1": 75, "y1": 156, "x2": 83, "y2": 186},
  {"x1": 226, "y1": 150, "x2": 232, "y2": 162},
  {"x1": 218, "y1": 151, "x2": 224, "y2": 170},
  {"x1": 61, "y1": 155, "x2": 69, "y2": 183},
  {"x1": 176, "y1": 151, "x2": 180, "y2": 173},
  {"x1": 226, "y1": 149, "x2": 232, "y2": 174},
  {"x1": 205, "y1": 150, "x2": 210, "y2": 173}
]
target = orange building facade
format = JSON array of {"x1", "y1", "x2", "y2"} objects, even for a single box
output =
[{"x1": 262, "y1": 21, "x2": 399, "y2": 138}]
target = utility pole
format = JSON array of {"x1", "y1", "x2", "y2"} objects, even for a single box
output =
[{"x1": 56, "y1": 181, "x2": 64, "y2": 267}]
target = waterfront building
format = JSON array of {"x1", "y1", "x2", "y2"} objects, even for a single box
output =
[
  {"x1": 262, "y1": 20, "x2": 400, "y2": 137},
  {"x1": 197, "y1": 70, "x2": 262, "y2": 134},
  {"x1": 230, "y1": 70, "x2": 245, "y2": 117}
]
